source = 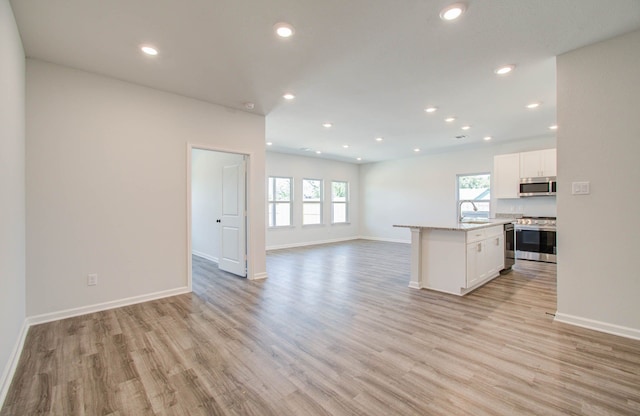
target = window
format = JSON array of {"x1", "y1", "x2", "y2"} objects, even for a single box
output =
[
  {"x1": 331, "y1": 181, "x2": 349, "y2": 224},
  {"x1": 457, "y1": 173, "x2": 490, "y2": 220},
  {"x1": 302, "y1": 179, "x2": 323, "y2": 225},
  {"x1": 268, "y1": 176, "x2": 292, "y2": 227}
]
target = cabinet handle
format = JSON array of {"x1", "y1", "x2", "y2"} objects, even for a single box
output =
[
  {"x1": 477, "y1": 243, "x2": 482, "y2": 252},
  {"x1": 496, "y1": 237, "x2": 500, "y2": 245}
]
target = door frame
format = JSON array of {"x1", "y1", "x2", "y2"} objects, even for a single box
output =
[{"x1": 187, "y1": 143, "x2": 251, "y2": 291}]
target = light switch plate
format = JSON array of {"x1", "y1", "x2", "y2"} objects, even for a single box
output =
[
  {"x1": 87, "y1": 273, "x2": 98, "y2": 286},
  {"x1": 572, "y1": 181, "x2": 590, "y2": 195}
]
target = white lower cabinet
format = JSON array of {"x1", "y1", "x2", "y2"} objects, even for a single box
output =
[
  {"x1": 466, "y1": 241, "x2": 482, "y2": 287},
  {"x1": 465, "y1": 226, "x2": 504, "y2": 289},
  {"x1": 485, "y1": 233, "x2": 504, "y2": 279}
]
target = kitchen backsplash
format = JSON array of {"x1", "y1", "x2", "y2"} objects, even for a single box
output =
[{"x1": 493, "y1": 196, "x2": 557, "y2": 218}]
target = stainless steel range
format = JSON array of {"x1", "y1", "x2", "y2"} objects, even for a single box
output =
[{"x1": 515, "y1": 216, "x2": 557, "y2": 263}]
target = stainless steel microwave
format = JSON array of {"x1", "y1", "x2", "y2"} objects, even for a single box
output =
[{"x1": 519, "y1": 177, "x2": 556, "y2": 197}]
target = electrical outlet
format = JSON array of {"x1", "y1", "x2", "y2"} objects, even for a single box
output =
[{"x1": 87, "y1": 273, "x2": 98, "y2": 286}]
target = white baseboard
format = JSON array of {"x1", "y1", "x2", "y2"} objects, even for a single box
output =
[
  {"x1": 250, "y1": 272, "x2": 268, "y2": 280},
  {"x1": 192, "y1": 250, "x2": 218, "y2": 263},
  {"x1": 266, "y1": 237, "x2": 360, "y2": 251},
  {"x1": 359, "y1": 236, "x2": 411, "y2": 244},
  {"x1": 266, "y1": 236, "x2": 411, "y2": 251},
  {"x1": 554, "y1": 312, "x2": 640, "y2": 341},
  {"x1": 0, "y1": 320, "x2": 30, "y2": 409},
  {"x1": 27, "y1": 286, "x2": 191, "y2": 326}
]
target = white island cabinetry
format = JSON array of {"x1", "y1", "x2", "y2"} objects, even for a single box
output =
[
  {"x1": 395, "y1": 222, "x2": 508, "y2": 296},
  {"x1": 466, "y1": 226, "x2": 504, "y2": 288}
]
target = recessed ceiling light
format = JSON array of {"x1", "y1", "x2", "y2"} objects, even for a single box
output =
[
  {"x1": 375, "y1": 137, "x2": 383, "y2": 142},
  {"x1": 322, "y1": 122, "x2": 333, "y2": 128},
  {"x1": 549, "y1": 124, "x2": 558, "y2": 130},
  {"x1": 445, "y1": 117, "x2": 456, "y2": 123},
  {"x1": 440, "y1": 3, "x2": 467, "y2": 21},
  {"x1": 266, "y1": 142, "x2": 273, "y2": 146},
  {"x1": 414, "y1": 148, "x2": 421, "y2": 152},
  {"x1": 283, "y1": 93, "x2": 295, "y2": 100},
  {"x1": 316, "y1": 150, "x2": 322, "y2": 154},
  {"x1": 343, "y1": 144, "x2": 349, "y2": 149},
  {"x1": 140, "y1": 45, "x2": 158, "y2": 56},
  {"x1": 526, "y1": 102, "x2": 541, "y2": 109},
  {"x1": 494, "y1": 64, "x2": 515, "y2": 75},
  {"x1": 356, "y1": 157, "x2": 362, "y2": 161},
  {"x1": 461, "y1": 125, "x2": 471, "y2": 130},
  {"x1": 483, "y1": 136, "x2": 492, "y2": 141},
  {"x1": 274, "y1": 22, "x2": 295, "y2": 38},
  {"x1": 244, "y1": 102, "x2": 255, "y2": 110},
  {"x1": 425, "y1": 106, "x2": 438, "y2": 113}
]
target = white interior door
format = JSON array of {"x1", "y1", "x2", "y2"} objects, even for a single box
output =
[{"x1": 219, "y1": 159, "x2": 247, "y2": 277}]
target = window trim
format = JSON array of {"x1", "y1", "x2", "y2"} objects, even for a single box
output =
[
  {"x1": 330, "y1": 180, "x2": 349, "y2": 224},
  {"x1": 268, "y1": 176, "x2": 293, "y2": 228},
  {"x1": 302, "y1": 178, "x2": 323, "y2": 226}
]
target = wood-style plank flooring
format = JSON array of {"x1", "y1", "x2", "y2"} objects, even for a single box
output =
[{"x1": 2, "y1": 240, "x2": 640, "y2": 415}]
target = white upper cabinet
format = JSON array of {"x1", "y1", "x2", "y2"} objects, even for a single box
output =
[
  {"x1": 520, "y1": 149, "x2": 557, "y2": 178},
  {"x1": 494, "y1": 149, "x2": 557, "y2": 199},
  {"x1": 493, "y1": 153, "x2": 520, "y2": 199},
  {"x1": 540, "y1": 148, "x2": 557, "y2": 177}
]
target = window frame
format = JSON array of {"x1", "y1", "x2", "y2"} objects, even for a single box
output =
[
  {"x1": 267, "y1": 176, "x2": 293, "y2": 228},
  {"x1": 302, "y1": 178, "x2": 324, "y2": 226},
  {"x1": 330, "y1": 180, "x2": 349, "y2": 224}
]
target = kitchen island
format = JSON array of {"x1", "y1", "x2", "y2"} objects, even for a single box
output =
[{"x1": 395, "y1": 219, "x2": 512, "y2": 295}]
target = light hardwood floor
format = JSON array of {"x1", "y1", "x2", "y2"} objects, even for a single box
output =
[{"x1": 2, "y1": 240, "x2": 640, "y2": 415}]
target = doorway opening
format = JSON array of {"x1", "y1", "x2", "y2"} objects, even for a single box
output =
[{"x1": 188, "y1": 145, "x2": 248, "y2": 290}]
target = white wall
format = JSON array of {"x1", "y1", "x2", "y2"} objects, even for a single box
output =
[
  {"x1": 191, "y1": 149, "x2": 244, "y2": 262},
  {"x1": 0, "y1": 0, "x2": 26, "y2": 404},
  {"x1": 266, "y1": 152, "x2": 360, "y2": 249},
  {"x1": 26, "y1": 60, "x2": 266, "y2": 317},
  {"x1": 359, "y1": 136, "x2": 556, "y2": 242},
  {"x1": 556, "y1": 30, "x2": 640, "y2": 338}
]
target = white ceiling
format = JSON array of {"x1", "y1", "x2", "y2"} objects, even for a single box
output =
[{"x1": 10, "y1": 0, "x2": 640, "y2": 163}]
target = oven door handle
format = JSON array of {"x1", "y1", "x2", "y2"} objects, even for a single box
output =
[{"x1": 515, "y1": 226, "x2": 556, "y2": 232}]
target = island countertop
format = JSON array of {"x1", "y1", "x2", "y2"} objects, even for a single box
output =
[{"x1": 394, "y1": 218, "x2": 513, "y2": 232}]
